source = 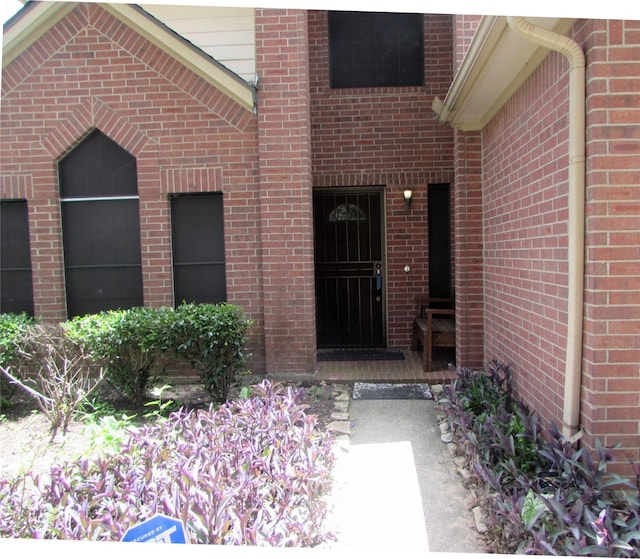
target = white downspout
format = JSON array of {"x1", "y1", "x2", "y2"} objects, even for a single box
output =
[{"x1": 506, "y1": 17, "x2": 586, "y2": 440}]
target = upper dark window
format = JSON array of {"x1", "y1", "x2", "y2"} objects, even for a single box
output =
[
  {"x1": 59, "y1": 130, "x2": 143, "y2": 317},
  {"x1": 328, "y1": 11, "x2": 424, "y2": 89},
  {"x1": 0, "y1": 199, "x2": 34, "y2": 316}
]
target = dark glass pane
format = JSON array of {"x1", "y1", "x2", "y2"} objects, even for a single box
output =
[
  {"x1": 61, "y1": 198, "x2": 143, "y2": 316},
  {"x1": 59, "y1": 130, "x2": 137, "y2": 198},
  {"x1": 171, "y1": 195, "x2": 225, "y2": 264},
  {"x1": 61, "y1": 200, "x2": 142, "y2": 266},
  {"x1": 59, "y1": 130, "x2": 142, "y2": 317},
  {"x1": 65, "y1": 266, "x2": 143, "y2": 317},
  {"x1": 174, "y1": 263, "x2": 227, "y2": 305},
  {"x1": 1, "y1": 200, "x2": 31, "y2": 268},
  {"x1": 428, "y1": 184, "x2": 452, "y2": 299},
  {"x1": 329, "y1": 12, "x2": 424, "y2": 89},
  {"x1": 1, "y1": 271, "x2": 34, "y2": 315},
  {"x1": 0, "y1": 200, "x2": 34, "y2": 315},
  {"x1": 171, "y1": 194, "x2": 227, "y2": 305}
]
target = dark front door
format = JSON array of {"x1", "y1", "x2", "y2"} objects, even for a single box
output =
[{"x1": 313, "y1": 188, "x2": 385, "y2": 348}]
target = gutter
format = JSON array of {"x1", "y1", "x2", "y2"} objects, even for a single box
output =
[{"x1": 506, "y1": 17, "x2": 586, "y2": 440}]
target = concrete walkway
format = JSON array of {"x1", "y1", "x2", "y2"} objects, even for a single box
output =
[{"x1": 327, "y1": 396, "x2": 486, "y2": 553}]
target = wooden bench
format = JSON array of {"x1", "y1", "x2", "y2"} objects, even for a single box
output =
[{"x1": 411, "y1": 298, "x2": 455, "y2": 372}]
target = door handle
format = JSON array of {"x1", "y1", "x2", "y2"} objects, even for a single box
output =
[{"x1": 375, "y1": 262, "x2": 382, "y2": 290}]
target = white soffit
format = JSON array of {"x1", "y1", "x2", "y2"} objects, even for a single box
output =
[{"x1": 433, "y1": 16, "x2": 577, "y2": 131}]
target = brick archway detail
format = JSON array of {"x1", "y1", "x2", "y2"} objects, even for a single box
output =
[{"x1": 41, "y1": 97, "x2": 157, "y2": 161}]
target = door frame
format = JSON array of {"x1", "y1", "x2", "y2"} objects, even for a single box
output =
[{"x1": 312, "y1": 185, "x2": 388, "y2": 348}]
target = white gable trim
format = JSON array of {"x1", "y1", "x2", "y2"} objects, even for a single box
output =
[{"x1": 2, "y1": 2, "x2": 256, "y2": 112}]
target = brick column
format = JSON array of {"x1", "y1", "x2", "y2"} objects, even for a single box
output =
[
  {"x1": 579, "y1": 19, "x2": 640, "y2": 468},
  {"x1": 453, "y1": 128, "x2": 484, "y2": 369},
  {"x1": 255, "y1": 9, "x2": 316, "y2": 377}
]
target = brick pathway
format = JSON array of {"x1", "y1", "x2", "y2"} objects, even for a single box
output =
[{"x1": 316, "y1": 349, "x2": 457, "y2": 385}]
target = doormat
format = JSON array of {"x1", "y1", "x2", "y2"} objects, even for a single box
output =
[
  {"x1": 317, "y1": 349, "x2": 405, "y2": 362},
  {"x1": 352, "y1": 382, "x2": 433, "y2": 400}
]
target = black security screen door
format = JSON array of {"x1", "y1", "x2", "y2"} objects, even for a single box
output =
[{"x1": 313, "y1": 188, "x2": 385, "y2": 348}]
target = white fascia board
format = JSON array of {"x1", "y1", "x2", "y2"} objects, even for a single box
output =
[
  {"x1": 2, "y1": 1, "x2": 255, "y2": 113},
  {"x1": 101, "y1": 3, "x2": 255, "y2": 112},
  {"x1": 433, "y1": 15, "x2": 576, "y2": 131},
  {"x1": 2, "y1": 2, "x2": 79, "y2": 68}
]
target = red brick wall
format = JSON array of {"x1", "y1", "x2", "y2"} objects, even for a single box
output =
[
  {"x1": 483, "y1": 41, "x2": 574, "y2": 431},
  {"x1": 255, "y1": 9, "x2": 316, "y2": 376},
  {"x1": 453, "y1": 15, "x2": 483, "y2": 72},
  {"x1": 450, "y1": 14, "x2": 486, "y2": 371},
  {"x1": 0, "y1": 3, "x2": 266, "y2": 372},
  {"x1": 308, "y1": 11, "x2": 456, "y2": 350},
  {"x1": 453, "y1": 129, "x2": 485, "y2": 370},
  {"x1": 579, "y1": 19, "x2": 640, "y2": 467},
  {"x1": 482, "y1": 19, "x2": 640, "y2": 468}
]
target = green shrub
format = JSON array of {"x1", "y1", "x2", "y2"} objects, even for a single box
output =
[
  {"x1": 0, "y1": 313, "x2": 34, "y2": 406},
  {"x1": 66, "y1": 304, "x2": 251, "y2": 406},
  {"x1": 170, "y1": 302, "x2": 251, "y2": 402},
  {"x1": 66, "y1": 307, "x2": 172, "y2": 405}
]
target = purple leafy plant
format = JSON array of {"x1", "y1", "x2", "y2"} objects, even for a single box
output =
[
  {"x1": 440, "y1": 362, "x2": 640, "y2": 556},
  {"x1": 0, "y1": 380, "x2": 337, "y2": 546}
]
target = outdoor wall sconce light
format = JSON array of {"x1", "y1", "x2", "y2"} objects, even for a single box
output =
[{"x1": 403, "y1": 189, "x2": 413, "y2": 210}]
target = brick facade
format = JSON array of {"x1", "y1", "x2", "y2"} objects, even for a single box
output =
[
  {"x1": 478, "y1": 17, "x2": 640, "y2": 469},
  {"x1": 483, "y1": 43, "x2": 572, "y2": 426},
  {"x1": 452, "y1": 128, "x2": 484, "y2": 370},
  {"x1": 2, "y1": 6, "x2": 469, "y2": 378},
  {"x1": 580, "y1": 19, "x2": 640, "y2": 466},
  {"x1": 308, "y1": 11, "x2": 456, "y2": 349},
  {"x1": 5, "y1": 4, "x2": 636, "y2": 465},
  {"x1": 453, "y1": 15, "x2": 482, "y2": 73},
  {"x1": 256, "y1": 9, "x2": 315, "y2": 376},
  {"x1": 0, "y1": 3, "x2": 264, "y2": 369}
]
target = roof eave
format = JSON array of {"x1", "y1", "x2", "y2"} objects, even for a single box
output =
[
  {"x1": 102, "y1": 3, "x2": 255, "y2": 112},
  {"x1": 433, "y1": 15, "x2": 577, "y2": 131},
  {"x1": 2, "y1": 1, "x2": 256, "y2": 113},
  {"x1": 3, "y1": 2, "x2": 79, "y2": 67}
]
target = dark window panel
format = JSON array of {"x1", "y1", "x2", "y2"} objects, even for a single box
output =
[
  {"x1": 59, "y1": 130, "x2": 143, "y2": 317},
  {"x1": 64, "y1": 266, "x2": 143, "y2": 317},
  {"x1": 0, "y1": 200, "x2": 34, "y2": 315},
  {"x1": 171, "y1": 193, "x2": 227, "y2": 305},
  {"x1": 61, "y1": 200, "x2": 142, "y2": 267},
  {"x1": 173, "y1": 263, "x2": 227, "y2": 305},
  {"x1": 59, "y1": 129, "x2": 137, "y2": 198},
  {"x1": 329, "y1": 12, "x2": 424, "y2": 89}
]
